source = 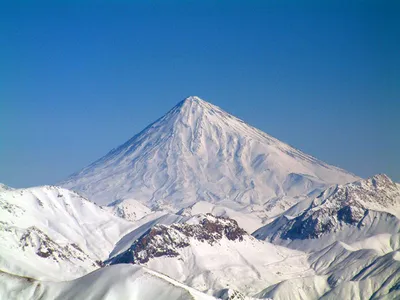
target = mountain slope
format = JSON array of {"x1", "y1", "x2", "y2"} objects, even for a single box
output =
[
  {"x1": 255, "y1": 243, "x2": 400, "y2": 300},
  {"x1": 103, "y1": 198, "x2": 153, "y2": 223},
  {"x1": 251, "y1": 174, "x2": 400, "y2": 299},
  {"x1": 61, "y1": 96, "x2": 358, "y2": 217},
  {"x1": 0, "y1": 185, "x2": 136, "y2": 280},
  {"x1": 253, "y1": 174, "x2": 400, "y2": 252},
  {"x1": 0, "y1": 265, "x2": 216, "y2": 300},
  {"x1": 107, "y1": 214, "x2": 314, "y2": 297}
]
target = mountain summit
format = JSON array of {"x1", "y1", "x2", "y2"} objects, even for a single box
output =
[{"x1": 61, "y1": 96, "x2": 358, "y2": 213}]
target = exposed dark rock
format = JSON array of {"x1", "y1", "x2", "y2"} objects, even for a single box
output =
[
  {"x1": 217, "y1": 288, "x2": 247, "y2": 300},
  {"x1": 18, "y1": 226, "x2": 92, "y2": 264},
  {"x1": 108, "y1": 214, "x2": 247, "y2": 265},
  {"x1": 254, "y1": 174, "x2": 400, "y2": 242}
]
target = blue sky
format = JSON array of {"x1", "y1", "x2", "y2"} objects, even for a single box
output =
[{"x1": 1, "y1": 1, "x2": 399, "y2": 187}]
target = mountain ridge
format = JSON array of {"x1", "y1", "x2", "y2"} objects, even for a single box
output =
[
  {"x1": 253, "y1": 174, "x2": 400, "y2": 251},
  {"x1": 0, "y1": 185, "x2": 136, "y2": 281}
]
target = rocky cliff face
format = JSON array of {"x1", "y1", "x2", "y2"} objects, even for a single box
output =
[{"x1": 108, "y1": 214, "x2": 247, "y2": 265}]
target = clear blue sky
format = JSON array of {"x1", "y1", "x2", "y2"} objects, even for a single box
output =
[{"x1": 1, "y1": 1, "x2": 399, "y2": 187}]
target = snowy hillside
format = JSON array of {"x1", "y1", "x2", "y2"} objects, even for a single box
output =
[
  {"x1": 0, "y1": 178, "x2": 398, "y2": 299},
  {"x1": 61, "y1": 96, "x2": 358, "y2": 218},
  {"x1": 103, "y1": 198, "x2": 153, "y2": 223},
  {"x1": 253, "y1": 174, "x2": 400, "y2": 252},
  {"x1": 107, "y1": 214, "x2": 314, "y2": 297},
  {"x1": 0, "y1": 265, "x2": 215, "y2": 300},
  {"x1": 247, "y1": 174, "x2": 400, "y2": 299},
  {"x1": 255, "y1": 241, "x2": 400, "y2": 299},
  {"x1": 104, "y1": 202, "x2": 400, "y2": 299},
  {"x1": 0, "y1": 185, "x2": 136, "y2": 280}
]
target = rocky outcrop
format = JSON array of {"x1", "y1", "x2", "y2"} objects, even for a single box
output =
[
  {"x1": 253, "y1": 174, "x2": 400, "y2": 241},
  {"x1": 18, "y1": 226, "x2": 100, "y2": 267},
  {"x1": 108, "y1": 214, "x2": 247, "y2": 265}
]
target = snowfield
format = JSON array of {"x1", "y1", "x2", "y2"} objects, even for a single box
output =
[{"x1": 0, "y1": 265, "x2": 216, "y2": 300}]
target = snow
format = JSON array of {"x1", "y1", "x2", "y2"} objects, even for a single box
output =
[
  {"x1": 109, "y1": 213, "x2": 186, "y2": 258},
  {"x1": 178, "y1": 200, "x2": 263, "y2": 232},
  {"x1": 349, "y1": 233, "x2": 400, "y2": 254},
  {"x1": 253, "y1": 174, "x2": 400, "y2": 252},
  {"x1": 256, "y1": 242, "x2": 400, "y2": 299},
  {"x1": 103, "y1": 198, "x2": 152, "y2": 222},
  {"x1": 0, "y1": 265, "x2": 216, "y2": 300},
  {"x1": 256, "y1": 275, "x2": 330, "y2": 300},
  {"x1": 107, "y1": 214, "x2": 314, "y2": 297},
  {"x1": 141, "y1": 237, "x2": 313, "y2": 296},
  {"x1": 1, "y1": 96, "x2": 399, "y2": 299},
  {"x1": 0, "y1": 183, "x2": 13, "y2": 192},
  {"x1": 0, "y1": 179, "x2": 398, "y2": 299},
  {"x1": 61, "y1": 96, "x2": 358, "y2": 223},
  {"x1": 0, "y1": 185, "x2": 136, "y2": 280},
  {"x1": 249, "y1": 174, "x2": 400, "y2": 299}
]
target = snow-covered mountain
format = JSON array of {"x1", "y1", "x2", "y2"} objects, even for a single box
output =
[
  {"x1": 253, "y1": 174, "x2": 400, "y2": 252},
  {"x1": 103, "y1": 176, "x2": 400, "y2": 299},
  {"x1": 2, "y1": 97, "x2": 399, "y2": 300},
  {"x1": 249, "y1": 174, "x2": 400, "y2": 299},
  {"x1": 107, "y1": 214, "x2": 314, "y2": 297},
  {"x1": 61, "y1": 96, "x2": 358, "y2": 218},
  {"x1": 2, "y1": 175, "x2": 397, "y2": 299},
  {"x1": 255, "y1": 239, "x2": 400, "y2": 299},
  {"x1": 0, "y1": 185, "x2": 136, "y2": 280}
]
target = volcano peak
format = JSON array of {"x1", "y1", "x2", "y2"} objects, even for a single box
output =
[{"x1": 61, "y1": 96, "x2": 358, "y2": 209}]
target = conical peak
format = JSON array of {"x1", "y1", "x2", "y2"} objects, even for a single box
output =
[
  {"x1": 179, "y1": 96, "x2": 208, "y2": 108},
  {"x1": 171, "y1": 96, "x2": 270, "y2": 139},
  {"x1": 61, "y1": 94, "x2": 360, "y2": 207},
  {"x1": 184, "y1": 95, "x2": 202, "y2": 102},
  {"x1": 174, "y1": 95, "x2": 219, "y2": 117}
]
